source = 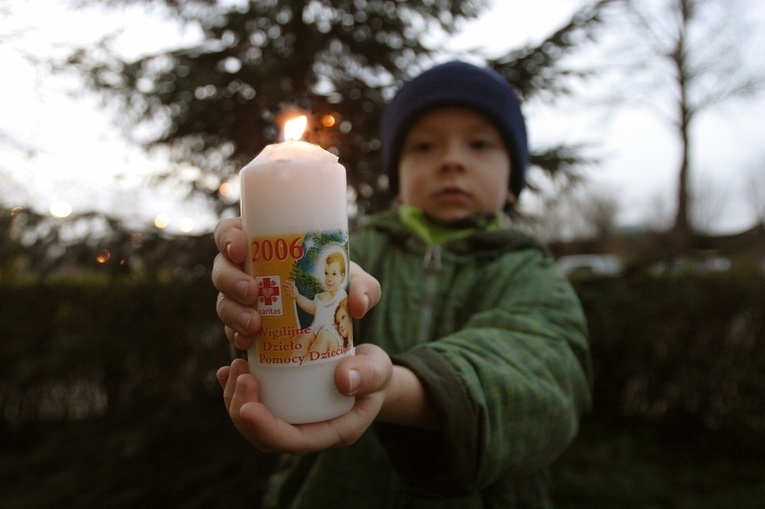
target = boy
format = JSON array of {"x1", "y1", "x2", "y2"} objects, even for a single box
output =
[{"x1": 213, "y1": 61, "x2": 593, "y2": 508}]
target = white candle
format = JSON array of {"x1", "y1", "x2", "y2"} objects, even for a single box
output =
[{"x1": 239, "y1": 116, "x2": 354, "y2": 424}]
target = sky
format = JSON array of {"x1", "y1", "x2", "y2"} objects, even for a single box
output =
[{"x1": 1, "y1": 0, "x2": 764, "y2": 235}]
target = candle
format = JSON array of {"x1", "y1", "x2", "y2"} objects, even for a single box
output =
[{"x1": 239, "y1": 115, "x2": 354, "y2": 424}]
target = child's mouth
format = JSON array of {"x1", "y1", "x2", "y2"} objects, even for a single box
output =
[{"x1": 436, "y1": 187, "x2": 469, "y2": 201}]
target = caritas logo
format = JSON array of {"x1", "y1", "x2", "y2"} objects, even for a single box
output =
[{"x1": 255, "y1": 275, "x2": 283, "y2": 316}]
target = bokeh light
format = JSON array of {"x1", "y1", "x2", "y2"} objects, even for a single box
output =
[
  {"x1": 50, "y1": 201, "x2": 73, "y2": 218},
  {"x1": 179, "y1": 217, "x2": 194, "y2": 233},
  {"x1": 321, "y1": 114, "x2": 336, "y2": 127},
  {"x1": 96, "y1": 249, "x2": 111, "y2": 264},
  {"x1": 154, "y1": 214, "x2": 170, "y2": 229}
]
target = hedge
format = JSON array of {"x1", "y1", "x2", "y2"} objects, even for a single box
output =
[{"x1": 1, "y1": 270, "x2": 764, "y2": 507}]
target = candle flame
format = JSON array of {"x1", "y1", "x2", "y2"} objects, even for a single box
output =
[{"x1": 284, "y1": 116, "x2": 308, "y2": 141}]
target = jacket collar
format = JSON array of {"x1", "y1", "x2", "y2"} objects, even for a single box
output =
[
  {"x1": 397, "y1": 205, "x2": 501, "y2": 246},
  {"x1": 362, "y1": 208, "x2": 549, "y2": 257}
]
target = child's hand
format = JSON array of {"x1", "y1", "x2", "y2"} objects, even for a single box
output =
[
  {"x1": 283, "y1": 279, "x2": 299, "y2": 299},
  {"x1": 213, "y1": 217, "x2": 260, "y2": 350},
  {"x1": 216, "y1": 343, "x2": 393, "y2": 454},
  {"x1": 212, "y1": 217, "x2": 381, "y2": 350}
]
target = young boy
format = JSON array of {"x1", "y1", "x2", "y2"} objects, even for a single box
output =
[{"x1": 213, "y1": 60, "x2": 593, "y2": 508}]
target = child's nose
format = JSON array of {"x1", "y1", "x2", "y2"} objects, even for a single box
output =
[{"x1": 438, "y1": 142, "x2": 467, "y2": 172}]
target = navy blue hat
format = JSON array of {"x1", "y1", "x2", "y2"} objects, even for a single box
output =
[{"x1": 382, "y1": 61, "x2": 529, "y2": 199}]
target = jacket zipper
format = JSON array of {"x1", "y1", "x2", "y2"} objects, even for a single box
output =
[{"x1": 418, "y1": 245, "x2": 442, "y2": 343}]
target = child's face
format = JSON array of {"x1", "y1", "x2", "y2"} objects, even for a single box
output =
[
  {"x1": 398, "y1": 106, "x2": 512, "y2": 222},
  {"x1": 335, "y1": 306, "x2": 351, "y2": 339},
  {"x1": 324, "y1": 261, "x2": 344, "y2": 291}
]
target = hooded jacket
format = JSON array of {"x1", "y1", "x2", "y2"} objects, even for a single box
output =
[{"x1": 263, "y1": 210, "x2": 593, "y2": 509}]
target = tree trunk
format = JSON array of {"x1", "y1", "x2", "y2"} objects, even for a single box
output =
[
  {"x1": 672, "y1": 0, "x2": 694, "y2": 246},
  {"x1": 673, "y1": 118, "x2": 692, "y2": 240}
]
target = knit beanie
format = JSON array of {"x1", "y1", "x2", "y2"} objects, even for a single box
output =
[{"x1": 382, "y1": 61, "x2": 529, "y2": 199}]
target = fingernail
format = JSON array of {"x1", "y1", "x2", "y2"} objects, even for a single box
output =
[
  {"x1": 238, "y1": 311, "x2": 253, "y2": 331},
  {"x1": 236, "y1": 281, "x2": 251, "y2": 300},
  {"x1": 235, "y1": 375, "x2": 246, "y2": 396},
  {"x1": 233, "y1": 332, "x2": 250, "y2": 351},
  {"x1": 348, "y1": 369, "x2": 360, "y2": 395}
]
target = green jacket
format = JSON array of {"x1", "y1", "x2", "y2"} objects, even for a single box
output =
[{"x1": 264, "y1": 211, "x2": 593, "y2": 509}]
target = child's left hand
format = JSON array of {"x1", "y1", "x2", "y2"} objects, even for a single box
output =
[{"x1": 216, "y1": 343, "x2": 393, "y2": 454}]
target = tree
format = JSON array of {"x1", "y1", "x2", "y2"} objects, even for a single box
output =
[
  {"x1": 577, "y1": 186, "x2": 621, "y2": 243},
  {"x1": 642, "y1": 191, "x2": 675, "y2": 234},
  {"x1": 619, "y1": 0, "x2": 764, "y2": 239},
  {"x1": 63, "y1": 0, "x2": 617, "y2": 219},
  {"x1": 528, "y1": 183, "x2": 620, "y2": 246}
]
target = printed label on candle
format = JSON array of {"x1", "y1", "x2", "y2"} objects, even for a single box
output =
[{"x1": 249, "y1": 228, "x2": 353, "y2": 367}]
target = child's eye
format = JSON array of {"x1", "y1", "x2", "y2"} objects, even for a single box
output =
[
  {"x1": 410, "y1": 141, "x2": 433, "y2": 152},
  {"x1": 470, "y1": 139, "x2": 495, "y2": 150}
]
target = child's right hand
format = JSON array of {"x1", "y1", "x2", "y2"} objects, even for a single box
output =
[{"x1": 283, "y1": 279, "x2": 298, "y2": 300}]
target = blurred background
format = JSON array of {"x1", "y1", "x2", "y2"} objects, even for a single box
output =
[{"x1": 1, "y1": 0, "x2": 764, "y2": 507}]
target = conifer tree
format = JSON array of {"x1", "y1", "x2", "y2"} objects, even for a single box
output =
[{"x1": 66, "y1": 0, "x2": 615, "y2": 218}]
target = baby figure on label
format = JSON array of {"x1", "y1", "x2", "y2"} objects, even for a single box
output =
[
  {"x1": 284, "y1": 251, "x2": 351, "y2": 356},
  {"x1": 312, "y1": 296, "x2": 352, "y2": 354}
]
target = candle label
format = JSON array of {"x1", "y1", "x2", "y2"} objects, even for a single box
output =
[{"x1": 250, "y1": 228, "x2": 353, "y2": 367}]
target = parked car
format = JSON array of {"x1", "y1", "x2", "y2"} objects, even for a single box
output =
[
  {"x1": 648, "y1": 251, "x2": 732, "y2": 276},
  {"x1": 556, "y1": 254, "x2": 623, "y2": 279}
]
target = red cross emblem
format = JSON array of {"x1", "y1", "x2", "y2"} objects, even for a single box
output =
[{"x1": 258, "y1": 277, "x2": 280, "y2": 305}]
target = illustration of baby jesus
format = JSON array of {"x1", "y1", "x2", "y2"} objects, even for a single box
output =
[{"x1": 284, "y1": 251, "x2": 350, "y2": 356}]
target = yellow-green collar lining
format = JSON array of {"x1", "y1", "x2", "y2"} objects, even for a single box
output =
[{"x1": 398, "y1": 205, "x2": 502, "y2": 245}]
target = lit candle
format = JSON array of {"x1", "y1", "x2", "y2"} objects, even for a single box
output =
[{"x1": 239, "y1": 115, "x2": 354, "y2": 424}]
